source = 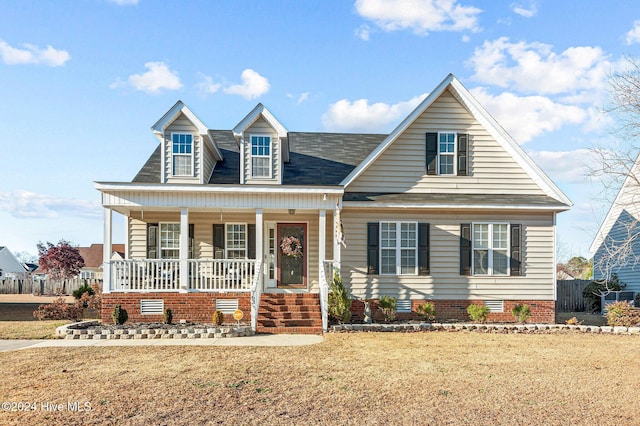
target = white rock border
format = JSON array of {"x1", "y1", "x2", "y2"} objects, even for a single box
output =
[
  {"x1": 59, "y1": 321, "x2": 254, "y2": 340},
  {"x1": 330, "y1": 323, "x2": 640, "y2": 335}
]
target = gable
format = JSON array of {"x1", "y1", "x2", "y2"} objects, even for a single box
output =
[{"x1": 0, "y1": 247, "x2": 27, "y2": 274}]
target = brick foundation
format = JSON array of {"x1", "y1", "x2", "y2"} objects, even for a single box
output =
[
  {"x1": 350, "y1": 299, "x2": 555, "y2": 324},
  {"x1": 102, "y1": 292, "x2": 251, "y2": 324}
]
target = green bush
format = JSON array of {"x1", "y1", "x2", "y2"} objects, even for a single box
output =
[
  {"x1": 111, "y1": 304, "x2": 128, "y2": 325},
  {"x1": 605, "y1": 301, "x2": 640, "y2": 327},
  {"x1": 72, "y1": 283, "x2": 95, "y2": 299},
  {"x1": 328, "y1": 270, "x2": 352, "y2": 324},
  {"x1": 378, "y1": 295, "x2": 397, "y2": 323},
  {"x1": 212, "y1": 310, "x2": 224, "y2": 326},
  {"x1": 582, "y1": 274, "x2": 623, "y2": 312},
  {"x1": 510, "y1": 304, "x2": 531, "y2": 323},
  {"x1": 416, "y1": 302, "x2": 436, "y2": 321},
  {"x1": 467, "y1": 304, "x2": 490, "y2": 323},
  {"x1": 163, "y1": 308, "x2": 173, "y2": 325}
]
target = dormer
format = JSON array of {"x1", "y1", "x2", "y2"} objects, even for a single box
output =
[
  {"x1": 151, "y1": 101, "x2": 223, "y2": 184},
  {"x1": 233, "y1": 104, "x2": 288, "y2": 185}
]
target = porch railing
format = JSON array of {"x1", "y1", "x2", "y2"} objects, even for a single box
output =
[
  {"x1": 108, "y1": 259, "x2": 258, "y2": 292},
  {"x1": 250, "y1": 260, "x2": 263, "y2": 332}
]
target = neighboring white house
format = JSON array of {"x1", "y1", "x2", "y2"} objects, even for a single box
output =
[{"x1": 0, "y1": 246, "x2": 28, "y2": 278}]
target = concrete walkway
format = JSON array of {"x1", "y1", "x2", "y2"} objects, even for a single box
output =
[{"x1": 0, "y1": 334, "x2": 324, "y2": 353}]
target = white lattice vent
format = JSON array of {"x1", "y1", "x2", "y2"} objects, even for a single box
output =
[
  {"x1": 140, "y1": 299, "x2": 164, "y2": 315},
  {"x1": 484, "y1": 300, "x2": 504, "y2": 313},
  {"x1": 396, "y1": 299, "x2": 412, "y2": 313},
  {"x1": 216, "y1": 299, "x2": 239, "y2": 314}
]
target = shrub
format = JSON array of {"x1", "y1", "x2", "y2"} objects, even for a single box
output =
[
  {"x1": 605, "y1": 301, "x2": 640, "y2": 327},
  {"x1": 378, "y1": 296, "x2": 397, "y2": 323},
  {"x1": 565, "y1": 316, "x2": 581, "y2": 325},
  {"x1": 72, "y1": 283, "x2": 95, "y2": 299},
  {"x1": 467, "y1": 304, "x2": 490, "y2": 323},
  {"x1": 32, "y1": 297, "x2": 83, "y2": 321},
  {"x1": 212, "y1": 310, "x2": 224, "y2": 326},
  {"x1": 510, "y1": 304, "x2": 531, "y2": 323},
  {"x1": 163, "y1": 308, "x2": 173, "y2": 325},
  {"x1": 111, "y1": 304, "x2": 128, "y2": 325},
  {"x1": 582, "y1": 274, "x2": 623, "y2": 312},
  {"x1": 328, "y1": 270, "x2": 352, "y2": 324},
  {"x1": 416, "y1": 302, "x2": 436, "y2": 321}
]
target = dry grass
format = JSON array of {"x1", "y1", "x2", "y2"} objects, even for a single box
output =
[
  {"x1": 556, "y1": 311, "x2": 607, "y2": 326},
  {"x1": 1, "y1": 332, "x2": 639, "y2": 425},
  {"x1": 0, "y1": 321, "x2": 67, "y2": 339}
]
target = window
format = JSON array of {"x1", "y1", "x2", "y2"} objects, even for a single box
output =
[
  {"x1": 250, "y1": 135, "x2": 271, "y2": 178},
  {"x1": 172, "y1": 133, "x2": 193, "y2": 176},
  {"x1": 380, "y1": 222, "x2": 417, "y2": 275},
  {"x1": 226, "y1": 223, "x2": 247, "y2": 259},
  {"x1": 473, "y1": 223, "x2": 509, "y2": 275},
  {"x1": 160, "y1": 223, "x2": 180, "y2": 259},
  {"x1": 438, "y1": 132, "x2": 456, "y2": 175}
]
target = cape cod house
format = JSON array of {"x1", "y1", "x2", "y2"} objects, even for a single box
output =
[{"x1": 97, "y1": 74, "x2": 572, "y2": 333}]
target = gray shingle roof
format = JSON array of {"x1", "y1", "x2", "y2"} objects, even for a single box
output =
[
  {"x1": 343, "y1": 192, "x2": 565, "y2": 207},
  {"x1": 132, "y1": 144, "x2": 162, "y2": 183}
]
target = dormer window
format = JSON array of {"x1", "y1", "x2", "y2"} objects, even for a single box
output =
[
  {"x1": 250, "y1": 135, "x2": 271, "y2": 178},
  {"x1": 172, "y1": 133, "x2": 193, "y2": 176}
]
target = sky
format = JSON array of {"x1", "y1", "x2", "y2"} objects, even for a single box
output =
[{"x1": 1, "y1": 0, "x2": 639, "y2": 262}]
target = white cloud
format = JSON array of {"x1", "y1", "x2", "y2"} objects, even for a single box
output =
[
  {"x1": 527, "y1": 149, "x2": 595, "y2": 183},
  {"x1": 195, "y1": 73, "x2": 221, "y2": 95},
  {"x1": 108, "y1": 0, "x2": 139, "y2": 5},
  {"x1": 223, "y1": 69, "x2": 270, "y2": 100},
  {"x1": 0, "y1": 190, "x2": 101, "y2": 220},
  {"x1": 0, "y1": 39, "x2": 70, "y2": 67},
  {"x1": 322, "y1": 93, "x2": 427, "y2": 132},
  {"x1": 115, "y1": 61, "x2": 183, "y2": 93},
  {"x1": 625, "y1": 20, "x2": 640, "y2": 45},
  {"x1": 511, "y1": 1, "x2": 537, "y2": 18},
  {"x1": 470, "y1": 87, "x2": 587, "y2": 143},
  {"x1": 354, "y1": 0, "x2": 481, "y2": 35},
  {"x1": 355, "y1": 24, "x2": 371, "y2": 40},
  {"x1": 468, "y1": 37, "x2": 611, "y2": 95}
]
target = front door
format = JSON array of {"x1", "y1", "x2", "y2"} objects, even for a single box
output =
[{"x1": 277, "y1": 223, "x2": 307, "y2": 288}]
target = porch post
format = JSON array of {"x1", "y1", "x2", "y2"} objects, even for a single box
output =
[
  {"x1": 319, "y1": 209, "x2": 326, "y2": 277},
  {"x1": 179, "y1": 208, "x2": 189, "y2": 293},
  {"x1": 333, "y1": 203, "x2": 341, "y2": 273},
  {"x1": 255, "y1": 209, "x2": 263, "y2": 264},
  {"x1": 102, "y1": 207, "x2": 112, "y2": 294}
]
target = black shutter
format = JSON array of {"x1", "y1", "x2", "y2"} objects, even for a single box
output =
[
  {"x1": 188, "y1": 224, "x2": 195, "y2": 259},
  {"x1": 248, "y1": 224, "x2": 256, "y2": 259},
  {"x1": 460, "y1": 223, "x2": 471, "y2": 275},
  {"x1": 457, "y1": 133, "x2": 468, "y2": 176},
  {"x1": 213, "y1": 224, "x2": 225, "y2": 259},
  {"x1": 367, "y1": 222, "x2": 379, "y2": 275},
  {"x1": 510, "y1": 224, "x2": 522, "y2": 276},
  {"x1": 147, "y1": 223, "x2": 158, "y2": 259},
  {"x1": 418, "y1": 223, "x2": 430, "y2": 275},
  {"x1": 426, "y1": 133, "x2": 438, "y2": 175}
]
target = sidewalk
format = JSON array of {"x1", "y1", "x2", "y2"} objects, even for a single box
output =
[{"x1": 0, "y1": 334, "x2": 324, "y2": 353}]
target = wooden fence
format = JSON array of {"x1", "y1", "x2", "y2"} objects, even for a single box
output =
[
  {"x1": 556, "y1": 279, "x2": 590, "y2": 312},
  {"x1": 0, "y1": 278, "x2": 101, "y2": 296}
]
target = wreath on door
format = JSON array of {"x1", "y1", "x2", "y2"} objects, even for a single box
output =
[{"x1": 280, "y1": 236, "x2": 303, "y2": 258}]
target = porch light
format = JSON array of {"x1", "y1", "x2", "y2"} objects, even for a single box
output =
[{"x1": 288, "y1": 209, "x2": 296, "y2": 215}]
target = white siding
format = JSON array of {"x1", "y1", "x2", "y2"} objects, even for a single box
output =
[
  {"x1": 244, "y1": 117, "x2": 280, "y2": 184},
  {"x1": 348, "y1": 89, "x2": 545, "y2": 195},
  {"x1": 341, "y1": 209, "x2": 555, "y2": 301}
]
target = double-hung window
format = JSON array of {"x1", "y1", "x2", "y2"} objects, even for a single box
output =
[
  {"x1": 172, "y1": 133, "x2": 193, "y2": 176},
  {"x1": 380, "y1": 222, "x2": 418, "y2": 275},
  {"x1": 438, "y1": 132, "x2": 456, "y2": 175},
  {"x1": 225, "y1": 223, "x2": 247, "y2": 259},
  {"x1": 250, "y1": 135, "x2": 271, "y2": 178},
  {"x1": 160, "y1": 223, "x2": 180, "y2": 259},
  {"x1": 473, "y1": 223, "x2": 509, "y2": 275}
]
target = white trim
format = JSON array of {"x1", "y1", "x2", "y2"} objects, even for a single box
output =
[
  {"x1": 170, "y1": 132, "x2": 195, "y2": 177},
  {"x1": 471, "y1": 222, "x2": 510, "y2": 276},
  {"x1": 96, "y1": 181, "x2": 344, "y2": 195},
  {"x1": 340, "y1": 74, "x2": 572, "y2": 207},
  {"x1": 379, "y1": 221, "x2": 418, "y2": 276},
  {"x1": 225, "y1": 222, "x2": 248, "y2": 259},
  {"x1": 159, "y1": 222, "x2": 180, "y2": 259},
  {"x1": 344, "y1": 202, "x2": 570, "y2": 211},
  {"x1": 232, "y1": 103, "x2": 287, "y2": 139},
  {"x1": 437, "y1": 131, "x2": 457, "y2": 176},
  {"x1": 249, "y1": 134, "x2": 273, "y2": 179}
]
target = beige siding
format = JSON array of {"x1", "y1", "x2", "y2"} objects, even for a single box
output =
[
  {"x1": 348, "y1": 89, "x2": 545, "y2": 195},
  {"x1": 341, "y1": 208, "x2": 555, "y2": 301},
  {"x1": 165, "y1": 113, "x2": 201, "y2": 184},
  {"x1": 244, "y1": 117, "x2": 280, "y2": 184},
  {"x1": 202, "y1": 140, "x2": 217, "y2": 184}
]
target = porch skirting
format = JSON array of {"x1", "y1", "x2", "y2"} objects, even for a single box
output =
[
  {"x1": 350, "y1": 299, "x2": 555, "y2": 324},
  {"x1": 102, "y1": 293, "x2": 251, "y2": 324}
]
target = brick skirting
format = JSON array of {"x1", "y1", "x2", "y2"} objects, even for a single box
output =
[
  {"x1": 101, "y1": 292, "x2": 251, "y2": 324},
  {"x1": 350, "y1": 299, "x2": 555, "y2": 324}
]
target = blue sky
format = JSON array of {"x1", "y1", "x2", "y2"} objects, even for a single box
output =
[{"x1": 1, "y1": 0, "x2": 639, "y2": 261}]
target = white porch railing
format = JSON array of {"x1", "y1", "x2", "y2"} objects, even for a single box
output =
[
  {"x1": 319, "y1": 260, "x2": 339, "y2": 332},
  {"x1": 250, "y1": 260, "x2": 263, "y2": 332},
  {"x1": 108, "y1": 259, "x2": 258, "y2": 292}
]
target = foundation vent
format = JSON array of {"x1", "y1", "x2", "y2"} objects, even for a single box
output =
[{"x1": 140, "y1": 299, "x2": 164, "y2": 315}]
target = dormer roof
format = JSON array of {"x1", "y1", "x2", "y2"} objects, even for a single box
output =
[{"x1": 232, "y1": 103, "x2": 288, "y2": 139}]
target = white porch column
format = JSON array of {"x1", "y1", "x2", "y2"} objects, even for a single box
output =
[
  {"x1": 123, "y1": 214, "x2": 129, "y2": 260},
  {"x1": 103, "y1": 207, "x2": 112, "y2": 294},
  {"x1": 179, "y1": 208, "x2": 189, "y2": 293},
  {"x1": 333, "y1": 204, "x2": 341, "y2": 273},
  {"x1": 319, "y1": 209, "x2": 326, "y2": 278},
  {"x1": 255, "y1": 209, "x2": 263, "y2": 263}
]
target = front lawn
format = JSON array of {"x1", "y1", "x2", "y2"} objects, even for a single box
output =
[
  {"x1": 0, "y1": 332, "x2": 637, "y2": 425},
  {"x1": 0, "y1": 321, "x2": 68, "y2": 339}
]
